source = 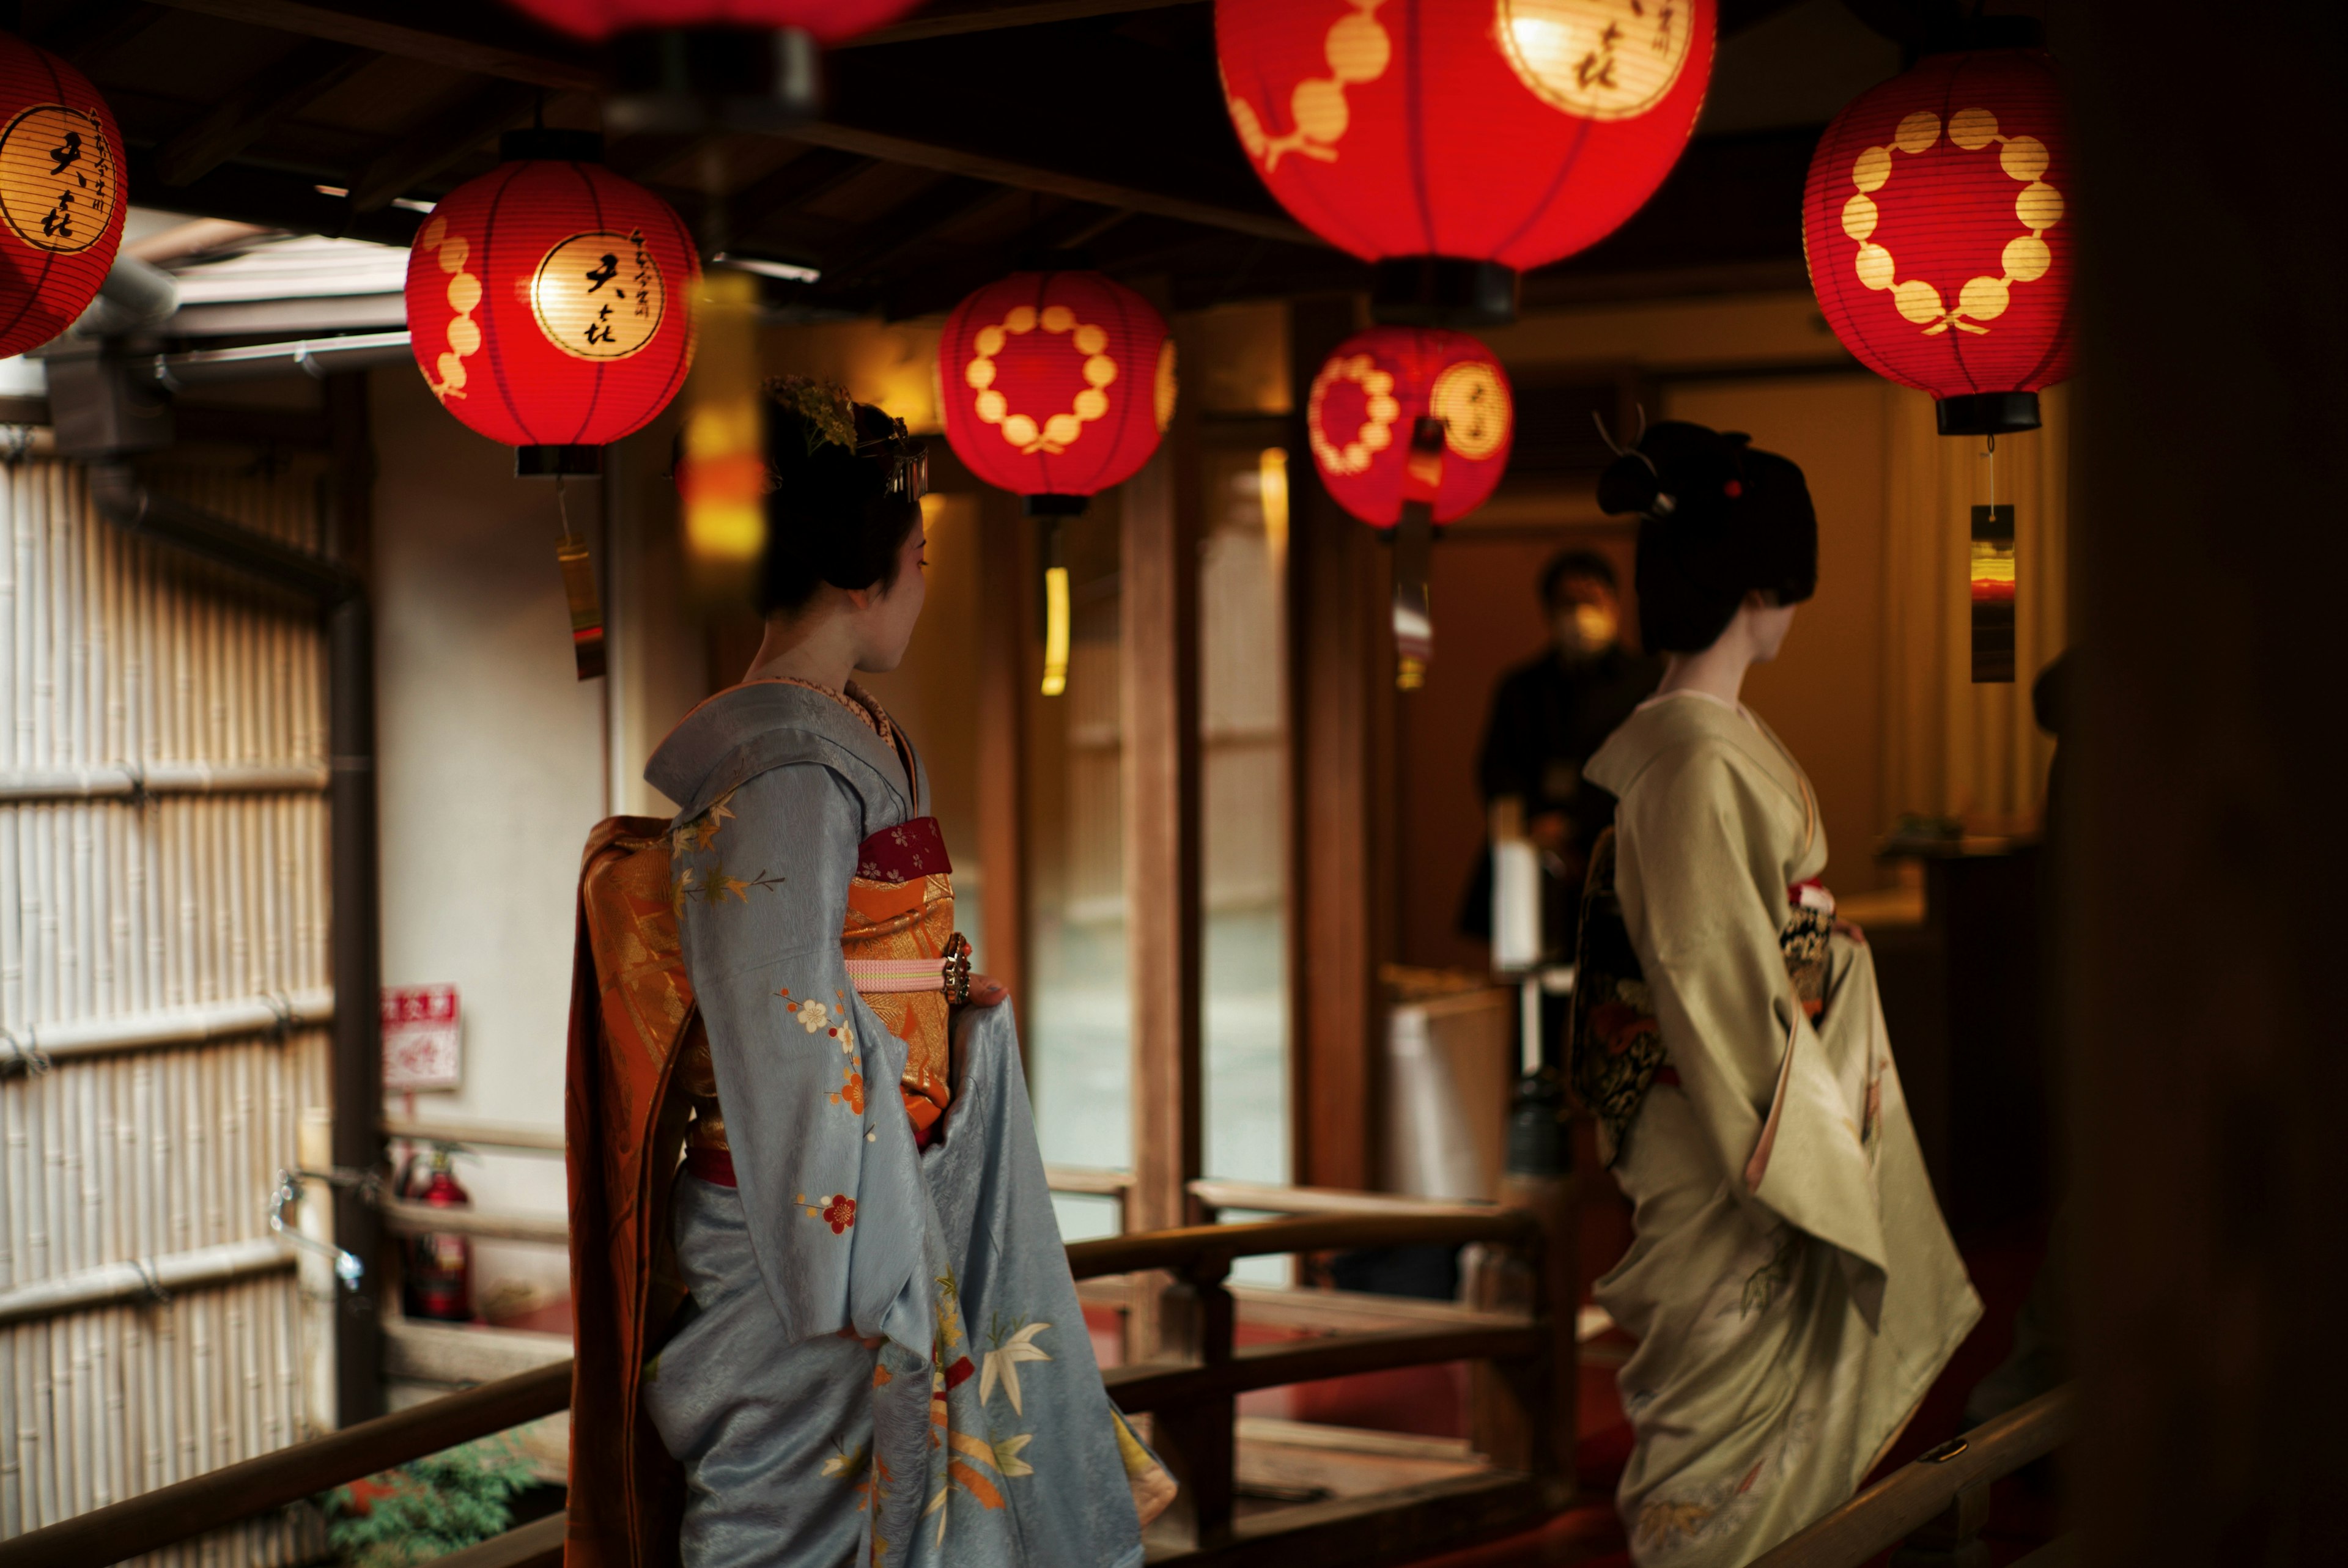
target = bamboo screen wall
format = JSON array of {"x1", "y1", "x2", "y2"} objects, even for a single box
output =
[{"x1": 0, "y1": 454, "x2": 334, "y2": 1564}]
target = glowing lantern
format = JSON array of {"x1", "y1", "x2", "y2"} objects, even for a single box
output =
[
  {"x1": 0, "y1": 32, "x2": 125, "y2": 358},
  {"x1": 1217, "y1": 0, "x2": 1715, "y2": 323},
  {"x1": 405, "y1": 130, "x2": 698, "y2": 476},
  {"x1": 1307, "y1": 327, "x2": 1513, "y2": 689},
  {"x1": 938, "y1": 270, "x2": 1175, "y2": 694},
  {"x1": 1803, "y1": 47, "x2": 2073, "y2": 435},
  {"x1": 497, "y1": 0, "x2": 922, "y2": 127},
  {"x1": 499, "y1": 0, "x2": 915, "y2": 37},
  {"x1": 1308, "y1": 327, "x2": 1513, "y2": 527}
]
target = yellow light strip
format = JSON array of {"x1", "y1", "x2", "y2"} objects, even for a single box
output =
[
  {"x1": 1040, "y1": 565, "x2": 1071, "y2": 697},
  {"x1": 679, "y1": 268, "x2": 764, "y2": 606}
]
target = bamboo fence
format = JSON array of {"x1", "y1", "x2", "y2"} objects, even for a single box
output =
[{"x1": 0, "y1": 452, "x2": 336, "y2": 1566}]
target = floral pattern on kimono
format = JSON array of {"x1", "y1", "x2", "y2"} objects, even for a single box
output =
[{"x1": 643, "y1": 680, "x2": 1158, "y2": 1568}]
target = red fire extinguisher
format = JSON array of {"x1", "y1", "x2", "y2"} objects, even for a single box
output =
[{"x1": 400, "y1": 1144, "x2": 474, "y2": 1322}]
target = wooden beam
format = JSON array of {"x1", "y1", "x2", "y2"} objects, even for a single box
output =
[
  {"x1": 1123, "y1": 301, "x2": 1206, "y2": 1280},
  {"x1": 783, "y1": 118, "x2": 1313, "y2": 246},
  {"x1": 709, "y1": 145, "x2": 873, "y2": 246},
  {"x1": 348, "y1": 79, "x2": 541, "y2": 212},
  {"x1": 153, "y1": 38, "x2": 374, "y2": 186},
  {"x1": 974, "y1": 486, "x2": 1035, "y2": 1025},
  {"x1": 1287, "y1": 295, "x2": 1389, "y2": 1193},
  {"x1": 144, "y1": 0, "x2": 599, "y2": 89},
  {"x1": 121, "y1": 144, "x2": 425, "y2": 246},
  {"x1": 816, "y1": 175, "x2": 1007, "y2": 287},
  {"x1": 35, "y1": 0, "x2": 160, "y2": 64},
  {"x1": 842, "y1": 0, "x2": 1201, "y2": 48}
]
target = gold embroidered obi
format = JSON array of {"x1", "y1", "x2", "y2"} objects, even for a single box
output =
[{"x1": 682, "y1": 815, "x2": 969, "y2": 1156}]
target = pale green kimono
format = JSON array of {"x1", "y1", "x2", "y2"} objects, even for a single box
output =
[{"x1": 1584, "y1": 692, "x2": 1979, "y2": 1566}]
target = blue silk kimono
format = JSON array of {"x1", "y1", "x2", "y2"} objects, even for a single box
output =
[{"x1": 639, "y1": 680, "x2": 1154, "y2": 1568}]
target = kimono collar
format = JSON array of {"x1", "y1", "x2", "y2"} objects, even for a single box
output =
[
  {"x1": 645, "y1": 679, "x2": 921, "y2": 824},
  {"x1": 1588, "y1": 688, "x2": 1812, "y2": 822}
]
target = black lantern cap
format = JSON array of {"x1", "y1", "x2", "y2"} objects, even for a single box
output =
[
  {"x1": 1936, "y1": 392, "x2": 2042, "y2": 437},
  {"x1": 607, "y1": 26, "x2": 820, "y2": 135},
  {"x1": 500, "y1": 128, "x2": 605, "y2": 164},
  {"x1": 1023, "y1": 493, "x2": 1090, "y2": 518},
  {"x1": 1371, "y1": 257, "x2": 1520, "y2": 328},
  {"x1": 517, "y1": 444, "x2": 603, "y2": 479}
]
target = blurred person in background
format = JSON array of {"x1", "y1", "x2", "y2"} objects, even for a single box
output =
[{"x1": 1461, "y1": 548, "x2": 1663, "y2": 964}]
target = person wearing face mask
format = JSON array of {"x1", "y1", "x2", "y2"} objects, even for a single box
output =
[
  {"x1": 1460, "y1": 550, "x2": 1662, "y2": 961},
  {"x1": 1571, "y1": 422, "x2": 1977, "y2": 1566}
]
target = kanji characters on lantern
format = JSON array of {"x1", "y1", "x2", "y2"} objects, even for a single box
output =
[
  {"x1": 1216, "y1": 0, "x2": 1715, "y2": 322},
  {"x1": 1803, "y1": 47, "x2": 2074, "y2": 434},
  {"x1": 1307, "y1": 327, "x2": 1515, "y2": 526},
  {"x1": 405, "y1": 130, "x2": 699, "y2": 474},
  {"x1": 0, "y1": 31, "x2": 125, "y2": 358},
  {"x1": 937, "y1": 270, "x2": 1174, "y2": 511}
]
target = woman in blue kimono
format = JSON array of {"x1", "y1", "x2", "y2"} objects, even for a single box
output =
[{"x1": 638, "y1": 381, "x2": 1167, "y2": 1567}]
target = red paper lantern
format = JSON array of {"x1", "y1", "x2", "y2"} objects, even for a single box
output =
[
  {"x1": 0, "y1": 33, "x2": 125, "y2": 358},
  {"x1": 405, "y1": 131, "x2": 698, "y2": 474},
  {"x1": 498, "y1": 0, "x2": 918, "y2": 41},
  {"x1": 937, "y1": 270, "x2": 1175, "y2": 512},
  {"x1": 1217, "y1": 0, "x2": 1715, "y2": 321},
  {"x1": 1308, "y1": 328, "x2": 1513, "y2": 527},
  {"x1": 1803, "y1": 48, "x2": 2073, "y2": 435}
]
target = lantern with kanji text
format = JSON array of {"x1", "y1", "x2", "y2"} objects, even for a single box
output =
[
  {"x1": 405, "y1": 131, "x2": 699, "y2": 477},
  {"x1": 1803, "y1": 46, "x2": 2073, "y2": 436},
  {"x1": 1307, "y1": 326, "x2": 1513, "y2": 688},
  {"x1": 938, "y1": 269, "x2": 1175, "y2": 694},
  {"x1": 1217, "y1": 0, "x2": 1715, "y2": 324},
  {"x1": 0, "y1": 31, "x2": 124, "y2": 358},
  {"x1": 1308, "y1": 326, "x2": 1513, "y2": 528}
]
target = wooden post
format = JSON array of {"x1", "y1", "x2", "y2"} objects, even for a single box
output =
[
  {"x1": 1287, "y1": 295, "x2": 1391, "y2": 1193},
  {"x1": 326, "y1": 370, "x2": 385, "y2": 1426},
  {"x1": 1469, "y1": 1165, "x2": 1579, "y2": 1504},
  {"x1": 2068, "y1": 6, "x2": 2348, "y2": 1563},
  {"x1": 1123, "y1": 305, "x2": 1205, "y2": 1354},
  {"x1": 1145, "y1": 1251, "x2": 1238, "y2": 1551},
  {"x1": 973, "y1": 485, "x2": 1033, "y2": 1020},
  {"x1": 1888, "y1": 1481, "x2": 1992, "y2": 1568}
]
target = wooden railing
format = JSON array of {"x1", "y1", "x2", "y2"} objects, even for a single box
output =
[
  {"x1": 1748, "y1": 1385, "x2": 2075, "y2": 1568},
  {"x1": 0, "y1": 1207, "x2": 1568, "y2": 1568}
]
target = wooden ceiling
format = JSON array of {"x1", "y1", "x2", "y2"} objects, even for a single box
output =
[{"x1": 26, "y1": 0, "x2": 1903, "y2": 321}]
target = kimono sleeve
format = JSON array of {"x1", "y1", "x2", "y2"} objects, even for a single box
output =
[
  {"x1": 1617, "y1": 744, "x2": 1889, "y2": 1286},
  {"x1": 672, "y1": 762, "x2": 933, "y2": 1360}
]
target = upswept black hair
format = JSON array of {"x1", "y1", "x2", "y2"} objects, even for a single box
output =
[
  {"x1": 1596, "y1": 420, "x2": 1817, "y2": 655},
  {"x1": 1538, "y1": 548, "x2": 1619, "y2": 605},
  {"x1": 752, "y1": 378, "x2": 927, "y2": 616}
]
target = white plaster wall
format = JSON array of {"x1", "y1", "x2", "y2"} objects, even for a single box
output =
[{"x1": 369, "y1": 364, "x2": 607, "y2": 1302}]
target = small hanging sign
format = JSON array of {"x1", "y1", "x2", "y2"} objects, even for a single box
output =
[
  {"x1": 1970, "y1": 503, "x2": 2016, "y2": 684},
  {"x1": 382, "y1": 984, "x2": 462, "y2": 1092},
  {"x1": 558, "y1": 535, "x2": 606, "y2": 680}
]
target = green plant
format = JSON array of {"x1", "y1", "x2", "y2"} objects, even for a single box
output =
[{"x1": 319, "y1": 1435, "x2": 537, "y2": 1567}]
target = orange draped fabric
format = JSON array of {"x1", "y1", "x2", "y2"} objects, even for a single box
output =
[{"x1": 564, "y1": 810, "x2": 961, "y2": 1565}]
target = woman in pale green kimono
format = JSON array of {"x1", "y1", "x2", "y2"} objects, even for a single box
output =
[{"x1": 1573, "y1": 422, "x2": 1979, "y2": 1566}]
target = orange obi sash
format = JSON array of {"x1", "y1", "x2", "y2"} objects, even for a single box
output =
[
  {"x1": 680, "y1": 815, "x2": 970, "y2": 1180},
  {"x1": 843, "y1": 815, "x2": 965, "y2": 1143}
]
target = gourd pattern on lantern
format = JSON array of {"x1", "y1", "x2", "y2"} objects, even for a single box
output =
[
  {"x1": 405, "y1": 142, "x2": 700, "y2": 452},
  {"x1": 0, "y1": 32, "x2": 125, "y2": 359},
  {"x1": 1309, "y1": 327, "x2": 1513, "y2": 526},
  {"x1": 1803, "y1": 48, "x2": 2073, "y2": 415},
  {"x1": 938, "y1": 271, "x2": 1175, "y2": 504},
  {"x1": 500, "y1": 0, "x2": 921, "y2": 42},
  {"x1": 1216, "y1": 0, "x2": 1715, "y2": 271}
]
